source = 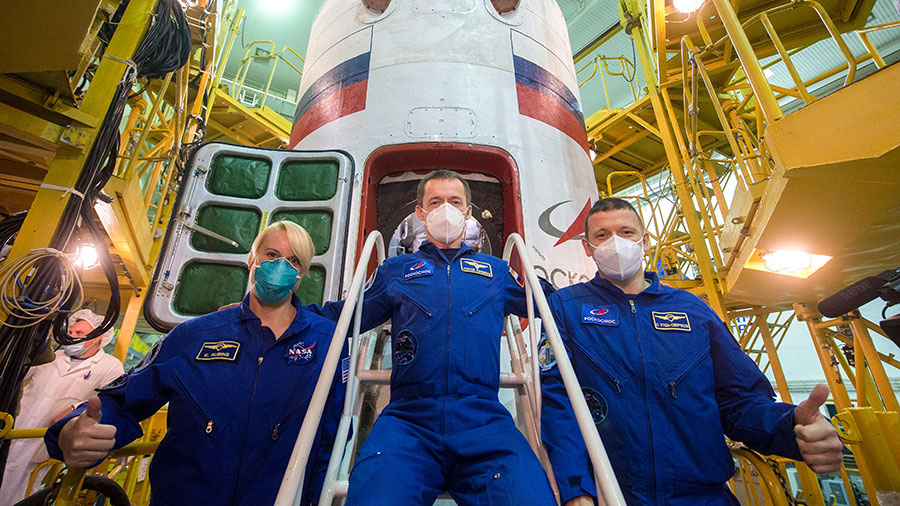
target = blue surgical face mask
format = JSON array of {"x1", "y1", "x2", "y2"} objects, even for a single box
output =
[
  {"x1": 62, "y1": 342, "x2": 88, "y2": 357},
  {"x1": 253, "y1": 258, "x2": 300, "y2": 303}
]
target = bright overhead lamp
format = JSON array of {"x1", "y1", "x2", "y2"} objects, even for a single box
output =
[
  {"x1": 744, "y1": 248, "x2": 832, "y2": 279},
  {"x1": 260, "y1": 0, "x2": 293, "y2": 14},
  {"x1": 673, "y1": 0, "x2": 704, "y2": 13},
  {"x1": 761, "y1": 250, "x2": 812, "y2": 273},
  {"x1": 74, "y1": 244, "x2": 100, "y2": 270},
  {"x1": 589, "y1": 149, "x2": 598, "y2": 162}
]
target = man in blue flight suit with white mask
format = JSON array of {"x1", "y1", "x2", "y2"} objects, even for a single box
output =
[
  {"x1": 308, "y1": 169, "x2": 557, "y2": 505},
  {"x1": 541, "y1": 198, "x2": 844, "y2": 506}
]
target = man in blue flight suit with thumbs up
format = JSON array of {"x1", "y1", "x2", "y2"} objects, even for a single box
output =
[
  {"x1": 309, "y1": 170, "x2": 557, "y2": 506},
  {"x1": 540, "y1": 198, "x2": 845, "y2": 506}
]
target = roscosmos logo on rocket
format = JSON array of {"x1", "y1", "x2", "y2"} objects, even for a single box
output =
[{"x1": 538, "y1": 199, "x2": 592, "y2": 247}]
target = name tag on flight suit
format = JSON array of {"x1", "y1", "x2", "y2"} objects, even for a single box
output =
[
  {"x1": 196, "y1": 341, "x2": 241, "y2": 361},
  {"x1": 581, "y1": 304, "x2": 618, "y2": 326},
  {"x1": 460, "y1": 258, "x2": 493, "y2": 278},
  {"x1": 651, "y1": 311, "x2": 691, "y2": 331},
  {"x1": 403, "y1": 260, "x2": 434, "y2": 280}
]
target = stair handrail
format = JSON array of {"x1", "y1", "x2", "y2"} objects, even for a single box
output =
[
  {"x1": 274, "y1": 231, "x2": 385, "y2": 506},
  {"x1": 503, "y1": 233, "x2": 626, "y2": 506}
]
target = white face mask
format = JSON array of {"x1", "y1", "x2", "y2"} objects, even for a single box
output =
[
  {"x1": 423, "y1": 202, "x2": 467, "y2": 246},
  {"x1": 62, "y1": 342, "x2": 88, "y2": 357},
  {"x1": 587, "y1": 234, "x2": 645, "y2": 280}
]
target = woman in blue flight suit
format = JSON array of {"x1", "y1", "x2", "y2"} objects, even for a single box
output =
[{"x1": 44, "y1": 221, "x2": 347, "y2": 506}]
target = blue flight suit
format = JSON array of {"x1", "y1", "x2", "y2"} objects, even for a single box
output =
[
  {"x1": 540, "y1": 273, "x2": 803, "y2": 505},
  {"x1": 308, "y1": 242, "x2": 557, "y2": 506},
  {"x1": 45, "y1": 295, "x2": 347, "y2": 506}
]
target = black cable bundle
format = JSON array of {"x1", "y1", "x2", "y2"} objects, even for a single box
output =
[
  {"x1": 0, "y1": 0, "x2": 192, "y2": 483},
  {"x1": 133, "y1": 0, "x2": 192, "y2": 79},
  {"x1": 0, "y1": 213, "x2": 26, "y2": 255}
]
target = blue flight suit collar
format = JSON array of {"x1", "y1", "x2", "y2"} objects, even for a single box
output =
[
  {"x1": 238, "y1": 293, "x2": 311, "y2": 336},
  {"x1": 589, "y1": 271, "x2": 666, "y2": 297},
  {"x1": 417, "y1": 240, "x2": 474, "y2": 264}
]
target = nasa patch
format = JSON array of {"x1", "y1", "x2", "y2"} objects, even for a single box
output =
[
  {"x1": 581, "y1": 305, "x2": 619, "y2": 326},
  {"x1": 582, "y1": 387, "x2": 609, "y2": 425},
  {"x1": 286, "y1": 340, "x2": 316, "y2": 365},
  {"x1": 460, "y1": 258, "x2": 493, "y2": 278},
  {"x1": 196, "y1": 340, "x2": 241, "y2": 361},
  {"x1": 403, "y1": 260, "x2": 434, "y2": 281},
  {"x1": 394, "y1": 329, "x2": 417, "y2": 365},
  {"x1": 652, "y1": 311, "x2": 691, "y2": 332},
  {"x1": 537, "y1": 335, "x2": 556, "y2": 371}
]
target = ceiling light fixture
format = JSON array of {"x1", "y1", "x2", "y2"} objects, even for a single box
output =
[
  {"x1": 744, "y1": 248, "x2": 833, "y2": 279},
  {"x1": 74, "y1": 244, "x2": 101, "y2": 270},
  {"x1": 673, "y1": 0, "x2": 704, "y2": 14},
  {"x1": 260, "y1": 0, "x2": 293, "y2": 14},
  {"x1": 761, "y1": 250, "x2": 812, "y2": 273}
]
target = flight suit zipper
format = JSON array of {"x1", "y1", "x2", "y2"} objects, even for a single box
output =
[
  {"x1": 272, "y1": 402, "x2": 308, "y2": 440},
  {"x1": 394, "y1": 288, "x2": 432, "y2": 317},
  {"x1": 172, "y1": 373, "x2": 217, "y2": 435},
  {"x1": 568, "y1": 339, "x2": 621, "y2": 393},
  {"x1": 668, "y1": 350, "x2": 708, "y2": 399},
  {"x1": 446, "y1": 264, "x2": 452, "y2": 404},
  {"x1": 230, "y1": 353, "x2": 264, "y2": 505},
  {"x1": 630, "y1": 299, "x2": 656, "y2": 499}
]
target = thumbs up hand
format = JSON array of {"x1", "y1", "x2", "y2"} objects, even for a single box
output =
[
  {"x1": 793, "y1": 384, "x2": 844, "y2": 474},
  {"x1": 57, "y1": 396, "x2": 117, "y2": 467}
]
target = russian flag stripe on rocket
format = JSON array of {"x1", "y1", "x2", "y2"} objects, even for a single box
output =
[
  {"x1": 514, "y1": 57, "x2": 589, "y2": 155},
  {"x1": 511, "y1": 31, "x2": 589, "y2": 154},
  {"x1": 290, "y1": 28, "x2": 373, "y2": 147}
]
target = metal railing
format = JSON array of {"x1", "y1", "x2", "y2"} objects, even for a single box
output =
[
  {"x1": 275, "y1": 231, "x2": 385, "y2": 506},
  {"x1": 231, "y1": 41, "x2": 305, "y2": 112},
  {"x1": 274, "y1": 231, "x2": 627, "y2": 505},
  {"x1": 577, "y1": 55, "x2": 642, "y2": 110},
  {"x1": 501, "y1": 233, "x2": 626, "y2": 506}
]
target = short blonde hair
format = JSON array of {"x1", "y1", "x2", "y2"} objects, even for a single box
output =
[{"x1": 250, "y1": 221, "x2": 315, "y2": 275}]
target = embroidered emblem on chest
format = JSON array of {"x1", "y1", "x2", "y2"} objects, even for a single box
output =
[
  {"x1": 652, "y1": 311, "x2": 691, "y2": 332},
  {"x1": 581, "y1": 305, "x2": 619, "y2": 326},
  {"x1": 286, "y1": 341, "x2": 316, "y2": 365},
  {"x1": 394, "y1": 329, "x2": 418, "y2": 366},
  {"x1": 582, "y1": 387, "x2": 609, "y2": 425},
  {"x1": 403, "y1": 260, "x2": 434, "y2": 281},
  {"x1": 460, "y1": 258, "x2": 493, "y2": 278},
  {"x1": 196, "y1": 341, "x2": 241, "y2": 361},
  {"x1": 537, "y1": 335, "x2": 556, "y2": 371}
]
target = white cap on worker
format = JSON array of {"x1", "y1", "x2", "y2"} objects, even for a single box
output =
[{"x1": 68, "y1": 309, "x2": 116, "y2": 348}]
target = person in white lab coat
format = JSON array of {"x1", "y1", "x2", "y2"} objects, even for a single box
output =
[{"x1": 0, "y1": 309, "x2": 124, "y2": 504}]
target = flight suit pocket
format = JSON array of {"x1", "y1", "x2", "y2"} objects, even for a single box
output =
[
  {"x1": 391, "y1": 285, "x2": 433, "y2": 317},
  {"x1": 461, "y1": 285, "x2": 500, "y2": 317},
  {"x1": 172, "y1": 372, "x2": 222, "y2": 438},
  {"x1": 270, "y1": 399, "x2": 311, "y2": 441},
  {"x1": 660, "y1": 349, "x2": 708, "y2": 400}
]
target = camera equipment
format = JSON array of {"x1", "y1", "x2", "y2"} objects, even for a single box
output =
[{"x1": 818, "y1": 267, "x2": 900, "y2": 346}]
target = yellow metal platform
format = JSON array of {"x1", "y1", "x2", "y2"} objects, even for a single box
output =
[
  {"x1": 724, "y1": 61, "x2": 900, "y2": 306},
  {"x1": 205, "y1": 88, "x2": 291, "y2": 149}
]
